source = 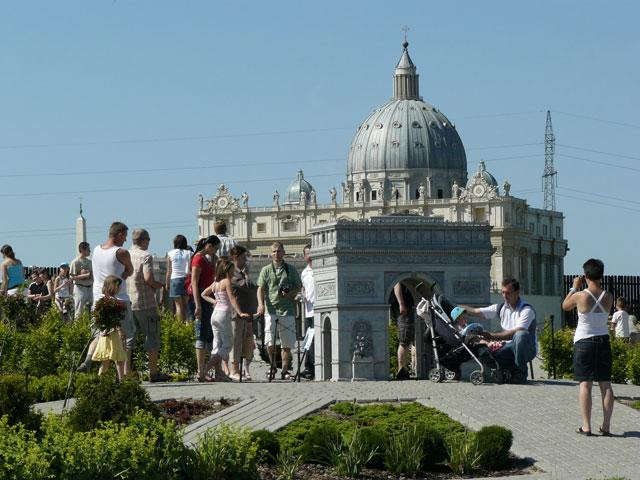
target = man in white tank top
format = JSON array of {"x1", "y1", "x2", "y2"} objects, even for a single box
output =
[{"x1": 77, "y1": 222, "x2": 134, "y2": 374}]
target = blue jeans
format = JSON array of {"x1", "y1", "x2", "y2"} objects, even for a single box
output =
[{"x1": 493, "y1": 330, "x2": 536, "y2": 376}]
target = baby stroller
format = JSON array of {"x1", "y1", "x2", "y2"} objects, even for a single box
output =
[{"x1": 415, "y1": 282, "x2": 508, "y2": 385}]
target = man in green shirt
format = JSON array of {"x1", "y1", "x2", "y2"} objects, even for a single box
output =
[{"x1": 257, "y1": 242, "x2": 301, "y2": 380}]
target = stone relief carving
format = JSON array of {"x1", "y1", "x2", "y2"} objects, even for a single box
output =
[
  {"x1": 352, "y1": 320, "x2": 373, "y2": 358},
  {"x1": 453, "y1": 279, "x2": 482, "y2": 296},
  {"x1": 341, "y1": 255, "x2": 491, "y2": 265},
  {"x1": 345, "y1": 280, "x2": 375, "y2": 296},
  {"x1": 316, "y1": 281, "x2": 336, "y2": 299}
]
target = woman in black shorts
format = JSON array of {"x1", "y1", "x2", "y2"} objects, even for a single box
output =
[{"x1": 562, "y1": 258, "x2": 614, "y2": 437}]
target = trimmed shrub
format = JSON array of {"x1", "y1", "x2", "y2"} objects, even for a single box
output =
[
  {"x1": 0, "y1": 416, "x2": 50, "y2": 480},
  {"x1": 0, "y1": 293, "x2": 37, "y2": 331},
  {"x1": 68, "y1": 374, "x2": 158, "y2": 432},
  {"x1": 185, "y1": 423, "x2": 259, "y2": 480},
  {"x1": 56, "y1": 311, "x2": 92, "y2": 375},
  {"x1": 21, "y1": 308, "x2": 64, "y2": 378},
  {"x1": 301, "y1": 422, "x2": 342, "y2": 464},
  {"x1": 277, "y1": 414, "x2": 346, "y2": 456},
  {"x1": 158, "y1": 308, "x2": 197, "y2": 375},
  {"x1": 417, "y1": 423, "x2": 447, "y2": 469},
  {"x1": 0, "y1": 374, "x2": 41, "y2": 429},
  {"x1": 611, "y1": 336, "x2": 631, "y2": 384},
  {"x1": 476, "y1": 425, "x2": 513, "y2": 470},
  {"x1": 539, "y1": 324, "x2": 575, "y2": 378},
  {"x1": 250, "y1": 429, "x2": 280, "y2": 464},
  {"x1": 330, "y1": 401, "x2": 361, "y2": 417},
  {"x1": 627, "y1": 343, "x2": 640, "y2": 385},
  {"x1": 29, "y1": 374, "x2": 69, "y2": 403},
  {"x1": 42, "y1": 409, "x2": 185, "y2": 480}
]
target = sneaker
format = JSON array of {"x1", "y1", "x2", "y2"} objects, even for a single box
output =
[
  {"x1": 300, "y1": 369, "x2": 314, "y2": 380},
  {"x1": 509, "y1": 370, "x2": 528, "y2": 384},
  {"x1": 76, "y1": 362, "x2": 92, "y2": 373},
  {"x1": 229, "y1": 372, "x2": 241, "y2": 381},
  {"x1": 149, "y1": 372, "x2": 171, "y2": 383},
  {"x1": 396, "y1": 367, "x2": 410, "y2": 381}
]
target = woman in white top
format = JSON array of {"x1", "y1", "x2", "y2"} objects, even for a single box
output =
[
  {"x1": 562, "y1": 258, "x2": 614, "y2": 437},
  {"x1": 165, "y1": 234, "x2": 192, "y2": 323}
]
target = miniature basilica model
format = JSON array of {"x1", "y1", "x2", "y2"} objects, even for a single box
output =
[{"x1": 197, "y1": 41, "x2": 567, "y2": 298}]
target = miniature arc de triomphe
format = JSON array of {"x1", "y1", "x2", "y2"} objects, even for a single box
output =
[{"x1": 309, "y1": 216, "x2": 493, "y2": 381}]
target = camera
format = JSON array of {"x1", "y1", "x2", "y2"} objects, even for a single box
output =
[{"x1": 279, "y1": 283, "x2": 290, "y2": 296}]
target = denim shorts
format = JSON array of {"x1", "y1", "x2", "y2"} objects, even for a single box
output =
[
  {"x1": 169, "y1": 277, "x2": 187, "y2": 298},
  {"x1": 573, "y1": 335, "x2": 612, "y2": 382}
]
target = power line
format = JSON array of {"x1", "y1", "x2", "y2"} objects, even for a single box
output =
[
  {"x1": 454, "y1": 110, "x2": 543, "y2": 120},
  {"x1": 0, "y1": 172, "x2": 342, "y2": 199},
  {"x1": 557, "y1": 153, "x2": 640, "y2": 173},
  {"x1": 0, "y1": 220, "x2": 194, "y2": 236},
  {"x1": 558, "y1": 144, "x2": 640, "y2": 162},
  {"x1": 466, "y1": 142, "x2": 543, "y2": 151},
  {"x1": 556, "y1": 192, "x2": 640, "y2": 214},
  {"x1": 0, "y1": 127, "x2": 355, "y2": 150},
  {"x1": 558, "y1": 187, "x2": 640, "y2": 206},
  {"x1": 0, "y1": 157, "x2": 345, "y2": 179},
  {"x1": 553, "y1": 110, "x2": 640, "y2": 130}
]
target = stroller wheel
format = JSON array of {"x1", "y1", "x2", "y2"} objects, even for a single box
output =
[
  {"x1": 469, "y1": 370, "x2": 484, "y2": 385},
  {"x1": 444, "y1": 368, "x2": 461, "y2": 381},
  {"x1": 429, "y1": 367, "x2": 444, "y2": 383}
]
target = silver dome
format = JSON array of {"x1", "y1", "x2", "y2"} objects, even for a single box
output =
[
  {"x1": 284, "y1": 170, "x2": 315, "y2": 205},
  {"x1": 346, "y1": 42, "x2": 467, "y2": 200},
  {"x1": 347, "y1": 99, "x2": 467, "y2": 174}
]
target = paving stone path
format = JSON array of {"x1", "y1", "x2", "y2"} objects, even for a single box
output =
[{"x1": 36, "y1": 359, "x2": 640, "y2": 479}]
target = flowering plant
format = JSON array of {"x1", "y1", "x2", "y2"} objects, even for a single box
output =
[{"x1": 91, "y1": 296, "x2": 125, "y2": 332}]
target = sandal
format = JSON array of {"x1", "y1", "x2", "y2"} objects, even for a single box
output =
[
  {"x1": 196, "y1": 375, "x2": 214, "y2": 383},
  {"x1": 598, "y1": 427, "x2": 612, "y2": 437},
  {"x1": 576, "y1": 427, "x2": 593, "y2": 436}
]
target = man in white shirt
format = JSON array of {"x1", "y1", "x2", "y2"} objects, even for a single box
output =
[
  {"x1": 462, "y1": 278, "x2": 536, "y2": 384},
  {"x1": 298, "y1": 244, "x2": 315, "y2": 379},
  {"x1": 214, "y1": 219, "x2": 237, "y2": 258}
]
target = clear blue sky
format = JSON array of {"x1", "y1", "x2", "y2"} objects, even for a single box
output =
[{"x1": 1, "y1": 0, "x2": 638, "y2": 275}]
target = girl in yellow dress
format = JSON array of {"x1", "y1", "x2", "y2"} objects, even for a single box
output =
[{"x1": 91, "y1": 275, "x2": 127, "y2": 379}]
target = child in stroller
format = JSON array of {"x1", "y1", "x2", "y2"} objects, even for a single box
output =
[{"x1": 416, "y1": 285, "x2": 509, "y2": 385}]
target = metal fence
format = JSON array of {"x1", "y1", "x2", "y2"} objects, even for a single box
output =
[{"x1": 563, "y1": 274, "x2": 640, "y2": 328}]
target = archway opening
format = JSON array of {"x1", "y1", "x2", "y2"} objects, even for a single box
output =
[
  {"x1": 387, "y1": 275, "x2": 438, "y2": 380},
  {"x1": 322, "y1": 315, "x2": 332, "y2": 380}
]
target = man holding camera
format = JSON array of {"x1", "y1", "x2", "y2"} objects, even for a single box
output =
[{"x1": 257, "y1": 242, "x2": 301, "y2": 380}]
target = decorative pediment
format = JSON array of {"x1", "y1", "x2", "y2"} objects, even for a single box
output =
[
  {"x1": 208, "y1": 184, "x2": 240, "y2": 212},
  {"x1": 461, "y1": 161, "x2": 499, "y2": 201}
]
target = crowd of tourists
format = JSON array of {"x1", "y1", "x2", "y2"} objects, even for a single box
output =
[
  {"x1": 0, "y1": 219, "x2": 316, "y2": 383},
  {"x1": 0, "y1": 223, "x2": 636, "y2": 435}
]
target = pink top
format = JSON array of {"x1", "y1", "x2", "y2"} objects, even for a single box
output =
[{"x1": 213, "y1": 281, "x2": 230, "y2": 311}]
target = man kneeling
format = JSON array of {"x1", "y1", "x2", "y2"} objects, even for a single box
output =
[{"x1": 461, "y1": 278, "x2": 536, "y2": 384}]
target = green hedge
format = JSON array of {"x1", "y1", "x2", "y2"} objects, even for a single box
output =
[
  {"x1": 539, "y1": 322, "x2": 640, "y2": 385},
  {"x1": 1, "y1": 304, "x2": 197, "y2": 402}
]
